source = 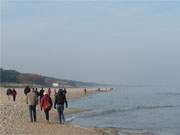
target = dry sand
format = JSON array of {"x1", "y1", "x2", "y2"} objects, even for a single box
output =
[{"x1": 0, "y1": 87, "x2": 117, "y2": 135}]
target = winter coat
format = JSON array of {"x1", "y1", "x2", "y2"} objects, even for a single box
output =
[
  {"x1": 40, "y1": 94, "x2": 52, "y2": 111},
  {"x1": 26, "y1": 91, "x2": 38, "y2": 106}
]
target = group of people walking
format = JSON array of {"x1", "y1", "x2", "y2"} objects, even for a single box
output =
[{"x1": 24, "y1": 86, "x2": 68, "y2": 124}]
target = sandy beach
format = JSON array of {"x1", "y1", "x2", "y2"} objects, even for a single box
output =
[{"x1": 0, "y1": 87, "x2": 117, "y2": 135}]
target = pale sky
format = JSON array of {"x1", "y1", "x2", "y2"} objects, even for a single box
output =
[{"x1": 1, "y1": 0, "x2": 180, "y2": 85}]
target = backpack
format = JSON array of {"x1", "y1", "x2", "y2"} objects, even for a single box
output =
[
  {"x1": 56, "y1": 93, "x2": 65, "y2": 105},
  {"x1": 44, "y1": 97, "x2": 51, "y2": 110}
]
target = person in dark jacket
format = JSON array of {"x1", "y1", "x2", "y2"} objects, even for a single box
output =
[
  {"x1": 24, "y1": 86, "x2": 31, "y2": 95},
  {"x1": 40, "y1": 90, "x2": 53, "y2": 123},
  {"x1": 6, "y1": 88, "x2": 12, "y2": 100},
  {"x1": 54, "y1": 89, "x2": 68, "y2": 124},
  {"x1": 34, "y1": 88, "x2": 39, "y2": 97},
  {"x1": 12, "y1": 88, "x2": 17, "y2": 102},
  {"x1": 39, "y1": 88, "x2": 44, "y2": 102}
]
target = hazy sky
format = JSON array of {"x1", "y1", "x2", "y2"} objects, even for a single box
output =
[{"x1": 1, "y1": 0, "x2": 180, "y2": 85}]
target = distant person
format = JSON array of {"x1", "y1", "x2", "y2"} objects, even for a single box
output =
[
  {"x1": 54, "y1": 89, "x2": 58, "y2": 97},
  {"x1": 84, "y1": 88, "x2": 87, "y2": 95},
  {"x1": 26, "y1": 88, "x2": 38, "y2": 122},
  {"x1": 34, "y1": 88, "x2": 39, "y2": 97},
  {"x1": 24, "y1": 86, "x2": 31, "y2": 95},
  {"x1": 12, "y1": 88, "x2": 17, "y2": 102},
  {"x1": 6, "y1": 88, "x2": 12, "y2": 100},
  {"x1": 63, "y1": 88, "x2": 67, "y2": 95},
  {"x1": 48, "y1": 88, "x2": 51, "y2": 96},
  {"x1": 40, "y1": 90, "x2": 53, "y2": 123},
  {"x1": 54, "y1": 89, "x2": 68, "y2": 124},
  {"x1": 39, "y1": 88, "x2": 45, "y2": 102},
  {"x1": 98, "y1": 88, "x2": 101, "y2": 92}
]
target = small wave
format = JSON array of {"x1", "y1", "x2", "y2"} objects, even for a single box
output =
[
  {"x1": 163, "y1": 92, "x2": 180, "y2": 96},
  {"x1": 118, "y1": 128, "x2": 155, "y2": 135},
  {"x1": 134, "y1": 105, "x2": 176, "y2": 110},
  {"x1": 66, "y1": 116, "x2": 76, "y2": 122},
  {"x1": 79, "y1": 105, "x2": 180, "y2": 118}
]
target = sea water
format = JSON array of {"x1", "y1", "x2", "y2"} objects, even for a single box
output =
[{"x1": 68, "y1": 86, "x2": 180, "y2": 135}]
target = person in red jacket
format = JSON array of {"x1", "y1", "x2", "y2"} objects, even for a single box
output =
[
  {"x1": 48, "y1": 88, "x2": 51, "y2": 96},
  {"x1": 40, "y1": 90, "x2": 52, "y2": 123},
  {"x1": 12, "y1": 88, "x2": 17, "y2": 102}
]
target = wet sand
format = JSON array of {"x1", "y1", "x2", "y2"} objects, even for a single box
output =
[{"x1": 0, "y1": 87, "x2": 117, "y2": 135}]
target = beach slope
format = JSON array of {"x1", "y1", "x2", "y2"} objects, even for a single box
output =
[{"x1": 0, "y1": 87, "x2": 117, "y2": 135}]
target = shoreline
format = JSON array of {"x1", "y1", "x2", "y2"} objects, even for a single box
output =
[{"x1": 0, "y1": 87, "x2": 117, "y2": 135}]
